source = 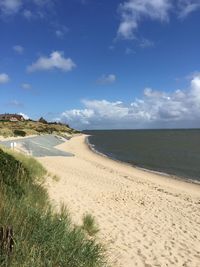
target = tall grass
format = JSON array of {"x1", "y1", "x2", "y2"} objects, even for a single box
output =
[
  {"x1": 0, "y1": 148, "x2": 107, "y2": 267},
  {"x1": 3, "y1": 148, "x2": 47, "y2": 182}
]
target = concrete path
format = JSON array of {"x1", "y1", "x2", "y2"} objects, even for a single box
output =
[{"x1": 0, "y1": 135, "x2": 74, "y2": 157}]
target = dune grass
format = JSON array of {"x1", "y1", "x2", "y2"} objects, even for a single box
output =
[
  {"x1": 0, "y1": 120, "x2": 79, "y2": 138},
  {"x1": 82, "y1": 214, "x2": 100, "y2": 236},
  {"x1": 0, "y1": 148, "x2": 107, "y2": 267},
  {"x1": 0, "y1": 128, "x2": 14, "y2": 138}
]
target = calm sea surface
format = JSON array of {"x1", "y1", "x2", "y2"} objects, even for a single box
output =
[{"x1": 84, "y1": 129, "x2": 200, "y2": 182}]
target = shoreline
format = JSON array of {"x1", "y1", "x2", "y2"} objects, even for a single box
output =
[
  {"x1": 39, "y1": 134, "x2": 200, "y2": 267},
  {"x1": 86, "y1": 135, "x2": 200, "y2": 187}
]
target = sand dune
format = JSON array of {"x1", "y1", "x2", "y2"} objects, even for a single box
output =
[{"x1": 39, "y1": 135, "x2": 200, "y2": 267}]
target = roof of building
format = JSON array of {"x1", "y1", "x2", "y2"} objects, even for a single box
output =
[{"x1": 0, "y1": 114, "x2": 24, "y2": 120}]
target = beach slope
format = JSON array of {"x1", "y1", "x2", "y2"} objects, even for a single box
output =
[{"x1": 39, "y1": 135, "x2": 200, "y2": 267}]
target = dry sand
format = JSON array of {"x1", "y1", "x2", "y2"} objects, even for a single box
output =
[{"x1": 38, "y1": 134, "x2": 200, "y2": 267}]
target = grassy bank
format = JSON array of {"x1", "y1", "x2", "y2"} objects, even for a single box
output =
[
  {"x1": 0, "y1": 120, "x2": 79, "y2": 138},
  {"x1": 0, "y1": 148, "x2": 106, "y2": 267}
]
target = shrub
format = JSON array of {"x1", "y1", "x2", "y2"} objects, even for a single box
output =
[{"x1": 13, "y1": 130, "x2": 26, "y2": 137}]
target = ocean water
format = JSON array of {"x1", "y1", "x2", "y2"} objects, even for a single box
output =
[{"x1": 84, "y1": 129, "x2": 200, "y2": 182}]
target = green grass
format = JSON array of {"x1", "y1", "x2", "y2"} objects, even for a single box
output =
[
  {"x1": 0, "y1": 128, "x2": 14, "y2": 138},
  {"x1": 82, "y1": 214, "x2": 100, "y2": 236},
  {"x1": 0, "y1": 120, "x2": 80, "y2": 138},
  {"x1": 0, "y1": 149, "x2": 107, "y2": 267},
  {"x1": 1, "y1": 146, "x2": 46, "y2": 182}
]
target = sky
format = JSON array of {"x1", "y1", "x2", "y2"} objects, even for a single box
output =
[{"x1": 0, "y1": 0, "x2": 200, "y2": 129}]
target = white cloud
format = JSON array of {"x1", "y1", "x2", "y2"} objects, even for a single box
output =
[
  {"x1": 117, "y1": 0, "x2": 200, "y2": 39},
  {"x1": 55, "y1": 28, "x2": 68, "y2": 38},
  {"x1": 97, "y1": 74, "x2": 116, "y2": 84},
  {"x1": 139, "y1": 38, "x2": 154, "y2": 48},
  {"x1": 21, "y1": 83, "x2": 31, "y2": 90},
  {"x1": 109, "y1": 45, "x2": 115, "y2": 51},
  {"x1": 117, "y1": 0, "x2": 172, "y2": 39},
  {"x1": 59, "y1": 74, "x2": 200, "y2": 129},
  {"x1": 13, "y1": 45, "x2": 24, "y2": 54},
  {"x1": 27, "y1": 51, "x2": 76, "y2": 72},
  {"x1": 23, "y1": 9, "x2": 33, "y2": 19},
  {"x1": 8, "y1": 99, "x2": 23, "y2": 107},
  {"x1": 125, "y1": 47, "x2": 135, "y2": 55},
  {"x1": 0, "y1": 0, "x2": 54, "y2": 18},
  {"x1": 18, "y1": 112, "x2": 29, "y2": 120},
  {"x1": 0, "y1": 73, "x2": 10, "y2": 84},
  {"x1": 32, "y1": 0, "x2": 53, "y2": 6},
  {"x1": 178, "y1": 0, "x2": 200, "y2": 18},
  {"x1": 53, "y1": 24, "x2": 69, "y2": 38},
  {"x1": 0, "y1": 0, "x2": 22, "y2": 14},
  {"x1": 55, "y1": 30, "x2": 64, "y2": 37}
]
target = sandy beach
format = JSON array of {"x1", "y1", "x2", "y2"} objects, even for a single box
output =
[{"x1": 38, "y1": 134, "x2": 200, "y2": 267}]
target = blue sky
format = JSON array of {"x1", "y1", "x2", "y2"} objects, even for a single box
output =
[{"x1": 0, "y1": 0, "x2": 200, "y2": 129}]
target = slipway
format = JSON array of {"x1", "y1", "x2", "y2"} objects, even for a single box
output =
[{"x1": 0, "y1": 135, "x2": 74, "y2": 157}]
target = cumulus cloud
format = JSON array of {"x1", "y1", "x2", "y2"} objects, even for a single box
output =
[
  {"x1": 97, "y1": 74, "x2": 116, "y2": 84},
  {"x1": 59, "y1": 74, "x2": 200, "y2": 129},
  {"x1": 118, "y1": 0, "x2": 172, "y2": 39},
  {"x1": 18, "y1": 112, "x2": 29, "y2": 120},
  {"x1": 13, "y1": 45, "x2": 24, "y2": 54},
  {"x1": 0, "y1": 73, "x2": 10, "y2": 84},
  {"x1": 27, "y1": 51, "x2": 76, "y2": 72}
]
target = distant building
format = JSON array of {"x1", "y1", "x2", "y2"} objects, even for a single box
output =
[{"x1": 0, "y1": 113, "x2": 25, "y2": 122}]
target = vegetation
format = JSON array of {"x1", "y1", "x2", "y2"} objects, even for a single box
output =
[
  {"x1": 38, "y1": 117, "x2": 48, "y2": 124},
  {"x1": 13, "y1": 130, "x2": 26, "y2": 137},
  {"x1": 0, "y1": 148, "x2": 106, "y2": 267},
  {"x1": 0, "y1": 119, "x2": 80, "y2": 138},
  {"x1": 82, "y1": 214, "x2": 100, "y2": 236},
  {"x1": 51, "y1": 174, "x2": 60, "y2": 182}
]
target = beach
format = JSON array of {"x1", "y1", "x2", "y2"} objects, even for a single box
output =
[{"x1": 38, "y1": 134, "x2": 200, "y2": 267}]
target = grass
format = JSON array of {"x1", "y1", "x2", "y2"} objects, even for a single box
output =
[
  {"x1": 0, "y1": 128, "x2": 14, "y2": 138},
  {"x1": 0, "y1": 120, "x2": 80, "y2": 138},
  {"x1": 1, "y1": 146, "x2": 46, "y2": 182},
  {"x1": 82, "y1": 214, "x2": 100, "y2": 236},
  {"x1": 0, "y1": 148, "x2": 107, "y2": 267},
  {"x1": 52, "y1": 174, "x2": 60, "y2": 182}
]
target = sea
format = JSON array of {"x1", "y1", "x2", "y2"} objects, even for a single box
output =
[{"x1": 83, "y1": 129, "x2": 200, "y2": 183}]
